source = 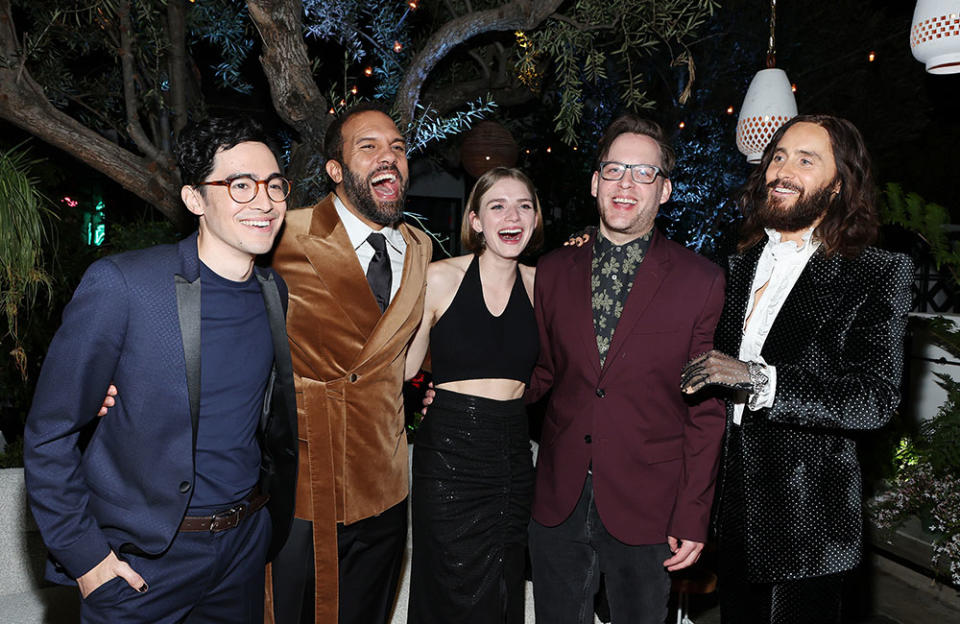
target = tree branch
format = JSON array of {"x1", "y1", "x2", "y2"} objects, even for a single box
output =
[
  {"x1": 117, "y1": 0, "x2": 164, "y2": 164},
  {"x1": 0, "y1": 0, "x2": 185, "y2": 225},
  {"x1": 395, "y1": 0, "x2": 564, "y2": 129},
  {"x1": 166, "y1": 0, "x2": 188, "y2": 135}
]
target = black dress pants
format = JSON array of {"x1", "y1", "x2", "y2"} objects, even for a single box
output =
[{"x1": 271, "y1": 499, "x2": 407, "y2": 624}]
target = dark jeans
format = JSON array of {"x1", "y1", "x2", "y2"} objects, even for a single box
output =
[
  {"x1": 81, "y1": 506, "x2": 271, "y2": 623},
  {"x1": 528, "y1": 475, "x2": 671, "y2": 624}
]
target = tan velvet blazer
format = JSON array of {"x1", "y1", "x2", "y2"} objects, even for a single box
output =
[{"x1": 267, "y1": 193, "x2": 431, "y2": 623}]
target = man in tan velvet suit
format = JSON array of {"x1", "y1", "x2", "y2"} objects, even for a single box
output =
[{"x1": 268, "y1": 104, "x2": 432, "y2": 624}]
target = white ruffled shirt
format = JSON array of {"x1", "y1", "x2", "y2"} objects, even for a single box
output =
[{"x1": 733, "y1": 227, "x2": 821, "y2": 425}]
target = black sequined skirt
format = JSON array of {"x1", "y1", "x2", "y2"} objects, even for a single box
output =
[{"x1": 408, "y1": 389, "x2": 534, "y2": 624}]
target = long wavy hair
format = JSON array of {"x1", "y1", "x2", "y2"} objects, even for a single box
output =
[{"x1": 737, "y1": 114, "x2": 879, "y2": 258}]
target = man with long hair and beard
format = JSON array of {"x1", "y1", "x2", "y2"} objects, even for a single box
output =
[
  {"x1": 267, "y1": 103, "x2": 433, "y2": 624},
  {"x1": 680, "y1": 114, "x2": 913, "y2": 623}
]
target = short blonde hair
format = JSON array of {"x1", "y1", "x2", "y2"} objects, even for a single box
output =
[{"x1": 460, "y1": 167, "x2": 544, "y2": 254}]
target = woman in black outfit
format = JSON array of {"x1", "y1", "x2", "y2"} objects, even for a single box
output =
[{"x1": 405, "y1": 167, "x2": 543, "y2": 623}]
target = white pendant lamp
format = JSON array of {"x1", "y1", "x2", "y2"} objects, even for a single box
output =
[
  {"x1": 736, "y1": 0, "x2": 797, "y2": 164},
  {"x1": 911, "y1": 1, "x2": 960, "y2": 74}
]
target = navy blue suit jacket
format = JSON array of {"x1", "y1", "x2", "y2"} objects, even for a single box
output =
[{"x1": 24, "y1": 233, "x2": 298, "y2": 584}]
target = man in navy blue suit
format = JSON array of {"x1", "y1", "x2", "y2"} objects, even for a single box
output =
[{"x1": 24, "y1": 116, "x2": 298, "y2": 623}]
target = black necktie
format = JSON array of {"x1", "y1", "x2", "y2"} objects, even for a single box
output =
[{"x1": 366, "y1": 232, "x2": 392, "y2": 313}]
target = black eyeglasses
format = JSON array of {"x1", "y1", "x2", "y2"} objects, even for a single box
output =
[
  {"x1": 598, "y1": 162, "x2": 666, "y2": 185},
  {"x1": 198, "y1": 175, "x2": 291, "y2": 203}
]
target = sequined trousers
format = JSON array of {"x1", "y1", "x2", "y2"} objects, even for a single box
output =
[
  {"x1": 408, "y1": 388, "x2": 534, "y2": 624},
  {"x1": 718, "y1": 423, "x2": 843, "y2": 624}
]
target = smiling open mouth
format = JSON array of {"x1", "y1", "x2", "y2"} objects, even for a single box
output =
[
  {"x1": 239, "y1": 218, "x2": 273, "y2": 230},
  {"x1": 498, "y1": 228, "x2": 523, "y2": 242},
  {"x1": 612, "y1": 197, "x2": 637, "y2": 207},
  {"x1": 370, "y1": 170, "x2": 401, "y2": 200}
]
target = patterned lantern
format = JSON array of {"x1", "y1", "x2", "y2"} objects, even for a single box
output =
[
  {"x1": 460, "y1": 121, "x2": 519, "y2": 178},
  {"x1": 735, "y1": 0, "x2": 797, "y2": 164},
  {"x1": 736, "y1": 69, "x2": 797, "y2": 164},
  {"x1": 911, "y1": 1, "x2": 960, "y2": 74}
]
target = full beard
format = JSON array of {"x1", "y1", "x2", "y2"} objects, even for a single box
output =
[
  {"x1": 755, "y1": 179, "x2": 836, "y2": 233},
  {"x1": 343, "y1": 165, "x2": 406, "y2": 227}
]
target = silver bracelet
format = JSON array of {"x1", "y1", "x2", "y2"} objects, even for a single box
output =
[{"x1": 746, "y1": 361, "x2": 769, "y2": 409}]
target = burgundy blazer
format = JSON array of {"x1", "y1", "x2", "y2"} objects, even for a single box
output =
[{"x1": 528, "y1": 229, "x2": 726, "y2": 544}]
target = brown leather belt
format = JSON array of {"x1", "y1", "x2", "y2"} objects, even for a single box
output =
[{"x1": 179, "y1": 488, "x2": 270, "y2": 533}]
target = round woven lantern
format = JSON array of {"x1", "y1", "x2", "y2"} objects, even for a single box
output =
[
  {"x1": 460, "y1": 121, "x2": 519, "y2": 178},
  {"x1": 911, "y1": 1, "x2": 960, "y2": 74},
  {"x1": 735, "y1": 68, "x2": 797, "y2": 164}
]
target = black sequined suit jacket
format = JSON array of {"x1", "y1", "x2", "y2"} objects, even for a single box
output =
[{"x1": 715, "y1": 242, "x2": 913, "y2": 582}]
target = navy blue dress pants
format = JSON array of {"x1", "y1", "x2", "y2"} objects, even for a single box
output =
[{"x1": 79, "y1": 507, "x2": 271, "y2": 623}]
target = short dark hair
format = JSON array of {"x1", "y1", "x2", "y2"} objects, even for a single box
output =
[
  {"x1": 176, "y1": 116, "x2": 280, "y2": 187},
  {"x1": 594, "y1": 114, "x2": 675, "y2": 177},
  {"x1": 738, "y1": 114, "x2": 879, "y2": 258},
  {"x1": 323, "y1": 102, "x2": 396, "y2": 166},
  {"x1": 461, "y1": 167, "x2": 544, "y2": 254}
]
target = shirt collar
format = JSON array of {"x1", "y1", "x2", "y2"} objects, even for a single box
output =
[
  {"x1": 763, "y1": 226, "x2": 820, "y2": 263},
  {"x1": 593, "y1": 229, "x2": 652, "y2": 257},
  {"x1": 333, "y1": 193, "x2": 405, "y2": 253}
]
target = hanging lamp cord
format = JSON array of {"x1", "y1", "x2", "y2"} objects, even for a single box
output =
[{"x1": 766, "y1": 0, "x2": 777, "y2": 68}]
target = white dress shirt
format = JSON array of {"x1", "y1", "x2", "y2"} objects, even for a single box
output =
[
  {"x1": 333, "y1": 194, "x2": 407, "y2": 303},
  {"x1": 733, "y1": 227, "x2": 820, "y2": 425}
]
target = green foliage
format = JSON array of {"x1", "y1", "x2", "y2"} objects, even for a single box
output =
[
  {"x1": 405, "y1": 96, "x2": 498, "y2": 155},
  {"x1": 918, "y1": 373, "x2": 960, "y2": 475},
  {"x1": 518, "y1": 0, "x2": 719, "y2": 144},
  {"x1": 880, "y1": 183, "x2": 960, "y2": 282},
  {"x1": 0, "y1": 144, "x2": 54, "y2": 378}
]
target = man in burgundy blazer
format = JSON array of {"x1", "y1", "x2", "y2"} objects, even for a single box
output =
[{"x1": 527, "y1": 114, "x2": 727, "y2": 624}]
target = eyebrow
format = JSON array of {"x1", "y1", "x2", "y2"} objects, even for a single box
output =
[
  {"x1": 485, "y1": 196, "x2": 534, "y2": 203},
  {"x1": 776, "y1": 147, "x2": 822, "y2": 161},
  {"x1": 354, "y1": 136, "x2": 406, "y2": 144}
]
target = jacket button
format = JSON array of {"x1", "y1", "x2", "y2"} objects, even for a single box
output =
[
  {"x1": 349, "y1": 373, "x2": 358, "y2": 383},
  {"x1": 595, "y1": 388, "x2": 605, "y2": 398},
  {"x1": 584, "y1": 435, "x2": 592, "y2": 444},
  {"x1": 179, "y1": 481, "x2": 191, "y2": 493}
]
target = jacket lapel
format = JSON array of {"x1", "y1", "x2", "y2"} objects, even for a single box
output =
[
  {"x1": 174, "y1": 234, "x2": 202, "y2": 441},
  {"x1": 566, "y1": 243, "x2": 603, "y2": 378},
  {"x1": 353, "y1": 221, "x2": 428, "y2": 369},
  {"x1": 297, "y1": 197, "x2": 382, "y2": 340},
  {"x1": 719, "y1": 243, "x2": 764, "y2": 356},
  {"x1": 601, "y1": 230, "x2": 668, "y2": 376},
  {"x1": 761, "y1": 247, "x2": 841, "y2": 362}
]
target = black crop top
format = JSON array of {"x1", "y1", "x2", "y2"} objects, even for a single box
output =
[{"x1": 429, "y1": 255, "x2": 539, "y2": 385}]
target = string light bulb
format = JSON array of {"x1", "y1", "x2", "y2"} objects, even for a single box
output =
[
  {"x1": 408, "y1": 0, "x2": 418, "y2": 8},
  {"x1": 726, "y1": 106, "x2": 735, "y2": 115},
  {"x1": 678, "y1": 121, "x2": 686, "y2": 129},
  {"x1": 791, "y1": 83, "x2": 797, "y2": 92},
  {"x1": 364, "y1": 66, "x2": 373, "y2": 76},
  {"x1": 393, "y1": 41, "x2": 403, "y2": 53},
  {"x1": 350, "y1": 85, "x2": 358, "y2": 95},
  {"x1": 546, "y1": 147, "x2": 552, "y2": 153},
  {"x1": 868, "y1": 51, "x2": 876, "y2": 62}
]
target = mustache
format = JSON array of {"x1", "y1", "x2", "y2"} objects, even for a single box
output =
[
  {"x1": 369, "y1": 164, "x2": 404, "y2": 182},
  {"x1": 766, "y1": 178, "x2": 802, "y2": 194}
]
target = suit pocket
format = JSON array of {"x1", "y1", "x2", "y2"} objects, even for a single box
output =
[
  {"x1": 83, "y1": 576, "x2": 131, "y2": 605},
  {"x1": 642, "y1": 436, "x2": 683, "y2": 464}
]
